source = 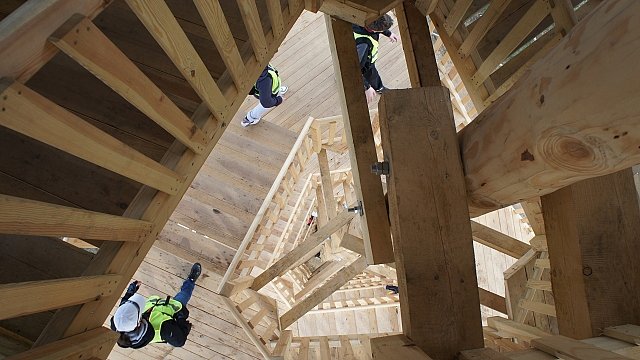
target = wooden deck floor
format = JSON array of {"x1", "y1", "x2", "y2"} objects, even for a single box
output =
[{"x1": 106, "y1": 9, "x2": 533, "y2": 359}]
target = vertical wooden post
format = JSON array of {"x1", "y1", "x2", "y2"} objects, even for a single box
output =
[
  {"x1": 325, "y1": 15, "x2": 393, "y2": 264},
  {"x1": 396, "y1": 0, "x2": 441, "y2": 88},
  {"x1": 541, "y1": 168, "x2": 640, "y2": 339},
  {"x1": 380, "y1": 87, "x2": 483, "y2": 360}
]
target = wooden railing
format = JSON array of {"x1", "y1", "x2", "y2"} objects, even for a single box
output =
[{"x1": 218, "y1": 113, "x2": 358, "y2": 293}]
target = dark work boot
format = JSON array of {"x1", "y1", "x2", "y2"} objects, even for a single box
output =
[{"x1": 188, "y1": 263, "x2": 202, "y2": 282}]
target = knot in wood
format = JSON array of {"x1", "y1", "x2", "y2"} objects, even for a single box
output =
[{"x1": 538, "y1": 129, "x2": 610, "y2": 173}]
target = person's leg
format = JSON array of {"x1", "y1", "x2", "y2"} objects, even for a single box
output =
[
  {"x1": 363, "y1": 65, "x2": 384, "y2": 91},
  {"x1": 173, "y1": 278, "x2": 195, "y2": 306},
  {"x1": 243, "y1": 103, "x2": 274, "y2": 126},
  {"x1": 174, "y1": 263, "x2": 200, "y2": 306}
]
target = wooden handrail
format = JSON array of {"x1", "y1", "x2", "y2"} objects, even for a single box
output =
[{"x1": 217, "y1": 116, "x2": 316, "y2": 293}]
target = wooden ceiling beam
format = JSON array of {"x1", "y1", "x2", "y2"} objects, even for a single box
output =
[
  {"x1": 48, "y1": 14, "x2": 210, "y2": 155},
  {"x1": 0, "y1": 195, "x2": 154, "y2": 242},
  {"x1": 0, "y1": 79, "x2": 185, "y2": 196},
  {"x1": 5, "y1": 327, "x2": 117, "y2": 360},
  {"x1": 124, "y1": 0, "x2": 230, "y2": 120},
  {"x1": 460, "y1": 0, "x2": 640, "y2": 217},
  {"x1": 1, "y1": 275, "x2": 121, "y2": 321},
  {"x1": 0, "y1": 0, "x2": 112, "y2": 83}
]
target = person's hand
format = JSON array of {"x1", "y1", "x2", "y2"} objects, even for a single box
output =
[
  {"x1": 365, "y1": 87, "x2": 376, "y2": 103},
  {"x1": 388, "y1": 32, "x2": 399, "y2": 43},
  {"x1": 134, "y1": 280, "x2": 142, "y2": 289},
  {"x1": 280, "y1": 96, "x2": 286, "y2": 102}
]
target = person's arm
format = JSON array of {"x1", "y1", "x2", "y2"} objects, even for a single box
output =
[
  {"x1": 119, "y1": 280, "x2": 141, "y2": 306},
  {"x1": 256, "y1": 77, "x2": 282, "y2": 108},
  {"x1": 382, "y1": 29, "x2": 399, "y2": 43},
  {"x1": 161, "y1": 320, "x2": 191, "y2": 347}
]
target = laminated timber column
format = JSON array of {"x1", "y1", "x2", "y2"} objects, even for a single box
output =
[
  {"x1": 326, "y1": 15, "x2": 393, "y2": 264},
  {"x1": 540, "y1": 168, "x2": 640, "y2": 339},
  {"x1": 379, "y1": 87, "x2": 483, "y2": 360}
]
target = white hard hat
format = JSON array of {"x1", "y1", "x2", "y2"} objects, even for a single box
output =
[{"x1": 113, "y1": 294, "x2": 146, "y2": 332}]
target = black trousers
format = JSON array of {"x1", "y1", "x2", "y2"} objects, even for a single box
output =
[{"x1": 362, "y1": 64, "x2": 383, "y2": 90}]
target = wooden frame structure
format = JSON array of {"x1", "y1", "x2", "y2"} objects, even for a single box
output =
[{"x1": 2, "y1": 0, "x2": 640, "y2": 359}]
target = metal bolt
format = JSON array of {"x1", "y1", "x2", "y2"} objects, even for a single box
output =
[
  {"x1": 221, "y1": 121, "x2": 226, "y2": 128},
  {"x1": 371, "y1": 161, "x2": 390, "y2": 176},
  {"x1": 347, "y1": 201, "x2": 364, "y2": 216}
]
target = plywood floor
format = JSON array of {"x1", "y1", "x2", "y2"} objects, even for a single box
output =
[{"x1": 106, "y1": 8, "x2": 533, "y2": 359}]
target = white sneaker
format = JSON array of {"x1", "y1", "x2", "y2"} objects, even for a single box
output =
[
  {"x1": 278, "y1": 85, "x2": 288, "y2": 96},
  {"x1": 241, "y1": 116, "x2": 260, "y2": 127}
]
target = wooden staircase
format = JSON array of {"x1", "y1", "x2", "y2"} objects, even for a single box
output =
[{"x1": 157, "y1": 119, "x2": 298, "y2": 274}]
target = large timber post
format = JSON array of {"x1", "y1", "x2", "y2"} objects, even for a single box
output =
[
  {"x1": 379, "y1": 87, "x2": 483, "y2": 360},
  {"x1": 541, "y1": 168, "x2": 640, "y2": 339}
]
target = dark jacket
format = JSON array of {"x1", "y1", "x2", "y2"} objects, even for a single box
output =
[
  {"x1": 110, "y1": 282, "x2": 192, "y2": 349},
  {"x1": 353, "y1": 24, "x2": 391, "y2": 71},
  {"x1": 253, "y1": 67, "x2": 283, "y2": 108}
]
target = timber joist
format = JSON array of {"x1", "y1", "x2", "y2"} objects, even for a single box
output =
[
  {"x1": 0, "y1": 0, "x2": 304, "y2": 357},
  {"x1": 421, "y1": 0, "x2": 588, "y2": 112}
]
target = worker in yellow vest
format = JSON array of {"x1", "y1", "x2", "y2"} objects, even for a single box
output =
[
  {"x1": 353, "y1": 14, "x2": 399, "y2": 103},
  {"x1": 242, "y1": 63, "x2": 288, "y2": 127},
  {"x1": 110, "y1": 263, "x2": 201, "y2": 349}
]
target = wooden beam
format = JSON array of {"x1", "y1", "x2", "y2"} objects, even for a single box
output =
[
  {"x1": 194, "y1": 0, "x2": 250, "y2": 90},
  {"x1": 486, "y1": 317, "x2": 552, "y2": 343},
  {"x1": 460, "y1": 348, "x2": 513, "y2": 360},
  {"x1": 295, "y1": 259, "x2": 345, "y2": 301},
  {"x1": 414, "y1": 0, "x2": 438, "y2": 16},
  {"x1": 442, "y1": 0, "x2": 473, "y2": 36},
  {"x1": 471, "y1": 0, "x2": 552, "y2": 88},
  {"x1": 222, "y1": 297, "x2": 272, "y2": 360},
  {"x1": 318, "y1": 149, "x2": 338, "y2": 219},
  {"x1": 0, "y1": 275, "x2": 121, "y2": 321},
  {"x1": 0, "y1": 195, "x2": 154, "y2": 242},
  {"x1": 48, "y1": 14, "x2": 210, "y2": 155},
  {"x1": 237, "y1": 0, "x2": 268, "y2": 62},
  {"x1": 471, "y1": 221, "x2": 531, "y2": 258},
  {"x1": 0, "y1": 0, "x2": 111, "y2": 83},
  {"x1": 603, "y1": 325, "x2": 640, "y2": 346},
  {"x1": 326, "y1": 15, "x2": 393, "y2": 265},
  {"x1": 541, "y1": 169, "x2": 640, "y2": 339},
  {"x1": 339, "y1": 335, "x2": 355, "y2": 360},
  {"x1": 479, "y1": 288, "x2": 507, "y2": 315},
  {"x1": 251, "y1": 210, "x2": 356, "y2": 291},
  {"x1": 124, "y1": 0, "x2": 229, "y2": 120},
  {"x1": 532, "y1": 335, "x2": 631, "y2": 360},
  {"x1": 371, "y1": 334, "x2": 432, "y2": 359},
  {"x1": 549, "y1": 0, "x2": 577, "y2": 36},
  {"x1": 458, "y1": 0, "x2": 512, "y2": 60},
  {"x1": 272, "y1": 329, "x2": 293, "y2": 360},
  {"x1": 305, "y1": 0, "x2": 324, "y2": 13},
  {"x1": 0, "y1": 78, "x2": 185, "y2": 195},
  {"x1": 280, "y1": 256, "x2": 367, "y2": 329},
  {"x1": 460, "y1": 0, "x2": 640, "y2": 217},
  {"x1": 380, "y1": 87, "x2": 482, "y2": 359},
  {"x1": 266, "y1": 0, "x2": 285, "y2": 39},
  {"x1": 396, "y1": 0, "x2": 441, "y2": 88},
  {"x1": 5, "y1": 326, "x2": 117, "y2": 360}
]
